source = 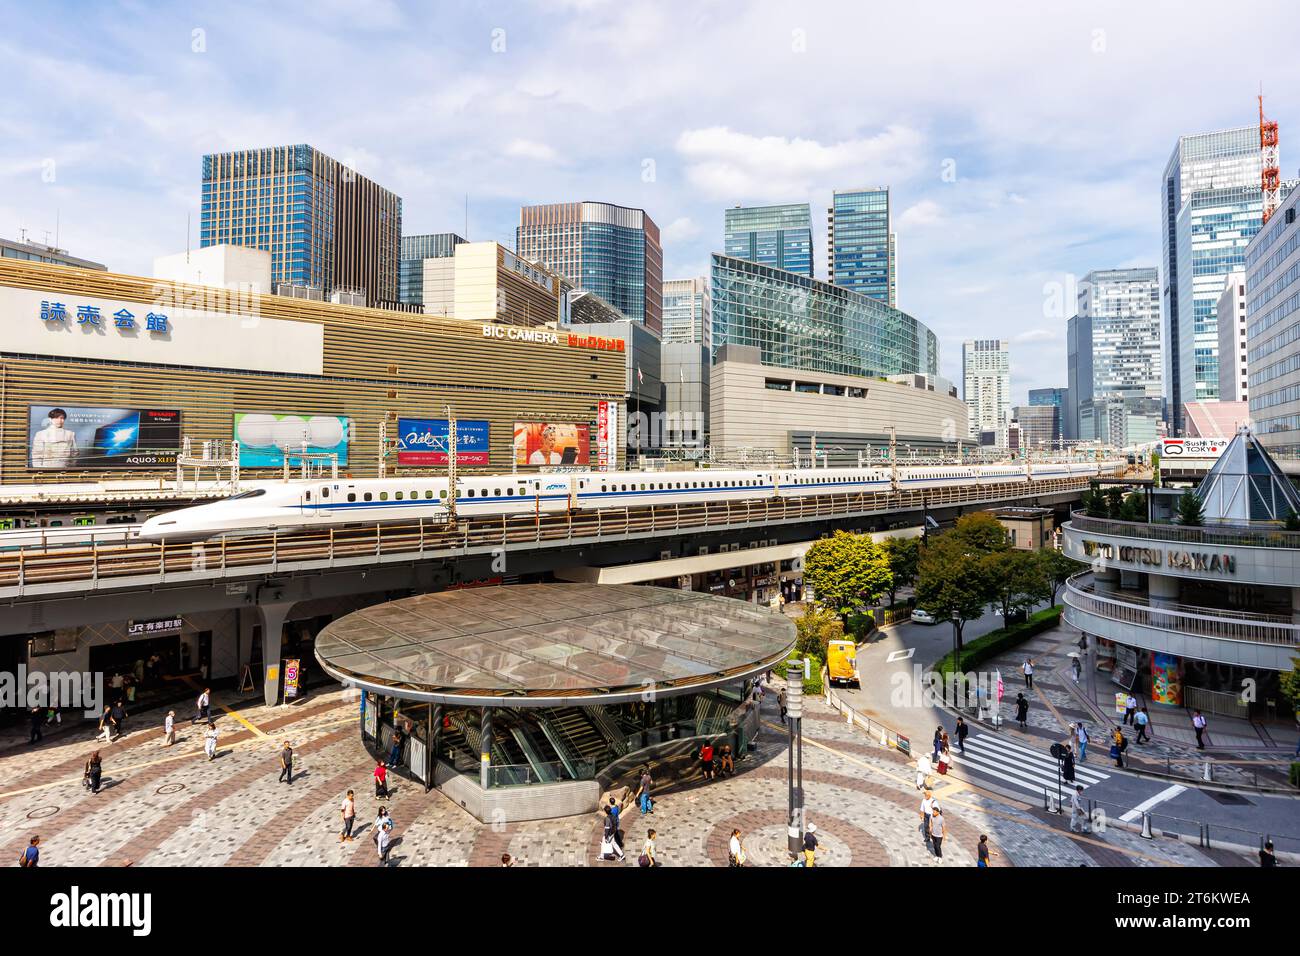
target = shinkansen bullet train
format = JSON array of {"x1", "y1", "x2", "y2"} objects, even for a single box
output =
[{"x1": 137, "y1": 459, "x2": 1121, "y2": 541}]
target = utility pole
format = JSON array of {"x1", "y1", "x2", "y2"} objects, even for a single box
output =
[
  {"x1": 446, "y1": 405, "x2": 458, "y2": 524},
  {"x1": 786, "y1": 658, "x2": 805, "y2": 859}
]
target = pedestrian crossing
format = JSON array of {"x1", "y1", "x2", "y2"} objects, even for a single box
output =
[{"x1": 953, "y1": 733, "x2": 1109, "y2": 798}]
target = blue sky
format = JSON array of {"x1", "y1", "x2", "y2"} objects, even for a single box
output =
[{"x1": 2, "y1": 0, "x2": 1298, "y2": 400}]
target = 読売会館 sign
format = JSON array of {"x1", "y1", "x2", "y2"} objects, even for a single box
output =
[
  {"x1": 396, "y1": 418, "x2": 490, "y2": 466},
  {"x1": 234, "y1": 413, "x2": 350, "y2": 468},
  {"x1": 28, "y1": 405, "x2": 181, "y2": 470}
]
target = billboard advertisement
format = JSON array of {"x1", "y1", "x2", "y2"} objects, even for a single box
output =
[
  {"x1": 513, "y1": 421, "x2": 589, "y2": 467},
  {"x1": 1149, "y1": 652, "x2": 1182, "y2": 705},
  {"x1": 1161, "y1": 438, "x2": 1228, "y2": 460},
  {"x1": 234, "y1": 413, "x2": 350, "y2": 468},
  {"x1": 396, "y1": 418, "x2": 490, "y2": 466},
  {"x1": 596, "y1": 401, "x2": 618, "y2": 472},
  {"x1": 28, "y1": 405, "x2": 181, "y2": 470}
]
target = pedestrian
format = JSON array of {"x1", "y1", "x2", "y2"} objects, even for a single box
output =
[
  {"x1": 637, "y1": 767, "x2": 653, "y2": 815},
  {"x1": 97, "y1": 705, "x2": 113, "y2": 743},
  {"x1": 376, "y1": 810, "x2": 393, "y2": 866},
  {"x1": 1023, "y1": 658, "x2": 1034, "y2": 688},
  {"x1": 1061, "y1": 742, "x2": 1076, "y2": 783},
  {"x1": 1124, "y1": 693, "x2": 1138, "y2": 726},
  {"x1": 1015, "y1": 693, "x2": 1029, "y2": 730},
  {"x1": 699, "y1": 741, "x2": 715, "y2": 780},
  {"x1": 1071, "y1": 655, "x2": 1081, "y2": 683},
  {"x1": 955, "y1": 716, "x2": 969, "y2": 755},
  {"x1": 778, "y1": 687, "x2": 787, "y2": 724},
  {"x1": 915, "y1": 752, "x2": 932, "y2": 790},
  {"x1": 940, "y1": 729, "x2": 951, "y2": 755},
  {"x1": 1259, "y1": 840, "x2": 1277, "y2": 867},
  {"x1": 28, "y1": 706, "x2": 43, "y2": 745},
  {"x1": 728, "y1": 829, "x2": 747, "y2": 867},
  {"x1": 1134, "y1": 707, "x2": 1150, "y2": 744},
  {"x1": 1076, "y1": 722, "x2": 1089, "y2": 762},
  {"x1": 18, "y1": 836, "x2": 39, "y2": 868},
  {"x1": 1069, "y1": 784, "x2": 1088, "y2": 833},
  {"x1": 278, "y1": 740, "x2": 293, "y2": 785},
  {"x1": 371, "y1": 807, "x2": 392, "y2": 848},
  {"x1": 719, "y1": 743, "x2": 734, "y2": 777},
  {"x1": 639, "y1": 828, "x2": 659, "y2": 867},
  {"x1": 600, "y1": 811, "x2": 625, "y2": 862},
  {"x1": 374, "y1": 759, "x2": 389, "y2": 798},
  {"x1": 920, "y1": 789, "x2": 935, "y2": 851},
  {"x1": 1192, "y1": 710, "x2": 1207, "y2": 749},
  {"x1": 937, "y1": 745, "x2": 952, "y2": 776},
  {"x1": 339, "y1": 790, "x2": 356, "y2": 842},
  {"x1": 83, "y1": 750, "x2": 103, "y2": 793},
  {"x1": 606, "y1": 796, "x2": 621, "y2": 834},
  {"x1": 928, "y1": 807, "x2": 945, "y2": 859},
  {"x1": 387, "y1": 729, "x2": 403, "y2": 769},
  {"x1": 1111, "y1": 728, "x2": 1127, "y2": 768},
  {"x1": 194, "y1": 687, "x2": 211, "y2": 724},
  {"x1": 203, "y1": 721, "x2": 218, "y2": 761},
  {"x1": 977, "y1": 834, "x2": 997, "y2": 867},
  {"x1": 163, "y1": 710, "x2": 176, "y2": 746},
  {"x1": 932, "y1": 725, "x2": 943, "y2": 762},
  {"x1": 501, "y1": 853, "x2": 515, "y2": 867},
  {"x1": 803, "y1": 822, "x2": 818, "y2": 867},
  {"x1": 109, "y1": 698, "x2": 128, "y2": 737}
]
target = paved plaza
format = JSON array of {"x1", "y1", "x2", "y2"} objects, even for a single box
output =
[{"x1": 0, "y1": 671, "x2": 1267, "y2": 867}]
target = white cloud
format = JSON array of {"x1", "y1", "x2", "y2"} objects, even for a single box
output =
[
  {"x1": 660, "y1": 216, "x2": 699, "y2": 243},
  {"x1": 897, "y1": 200, "x2": 942, "y2": 229},
  {"x1": 504, "y1": 139, "x2": 561, "y2": 163}
]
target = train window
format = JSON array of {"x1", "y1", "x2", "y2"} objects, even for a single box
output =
[
  {"x1": 579, "y1": 481, "x2": 585, "y2": 488},
  {"x1": 411, "y1": 490, "x2": 418, "y2": 499},
  {"x1": 348, "y1": 493, "x2": 356, "y2": 502},
  {"x1": 380, "y1": 492, "x2": 389, "y2": 501},
  {"x1": 439, "y1": 490, "x2": 447, "y2": 499},
  {"x1": 494, "y1": 489, "x2": 501, "y2": 496},
  {"x1": 395, "y1": 492, "x2": 404, "y2": 500},
  {"x1": 518, "y1": 487, "x2": 526, "y2": 496},
  {"x1": 467, "y1": 489, "x2": 475, "y2": 497},
  {"x1": 363, "y1": 493, "x2": 372, "y2": 502},
  {"x1": 321, "y1": 488, "x2": 329, "y2": 498},
  {"x1": 622, "y1": 484, "x2": 628, "y2": 492},
  {"x1": 425, "y1": 490, "x2": 433, "y2": 499},
  {"x1": 305, "y1": 491, "x2": 312, "y2": 501}
]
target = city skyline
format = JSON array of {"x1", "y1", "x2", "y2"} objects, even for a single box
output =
[{"x1": 2, "y1": 2, "x2": 1299, "y2": 400}]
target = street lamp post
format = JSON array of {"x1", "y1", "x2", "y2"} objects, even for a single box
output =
[
  {"x1": 950, "y1": 611, "x2": 962, "y2": 702},
  {"x1": 786, "y1": 658, "x2": 805, "y2": 858}
]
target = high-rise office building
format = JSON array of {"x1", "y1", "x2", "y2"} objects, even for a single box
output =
[
  {"x1": 827, "y1": 187, "x2": 895, "y2": 306},
  {"x1": 723, "y1": 204, "x2": 813, "y2": 278},
  {"x1": 1065, "y1": 315, "x2": 1090, "y2": 443},
  {"x1": 962, "y1": 340, "x2": 1010, "y2": 443},
  {"x1": 1216, "y1": 271, "x2": 1249, "y2": 403},
  {"x1": 1069, "y1": 268, "x2": 1163, "y2": 444},
  {"x1": 1, "y1": 236, "x2": 105, "y2": 271},
  {"x1": 1160, "y1": 127, "x2": 1263, "y2": 431},
  {"x1": 1028, "y1": 387, "x2": 1066, "y2": 444},
  {"x1": 1245, "y1": 185, "x2": 1300, "y2": 457},
  {"x1": 662, "y1": 277, "x2": 711, "y2": 347},
  {"x1": 1012, "y1": 405, "x2": 1057, "y2": 453},
  {"x1": 399, "y1": 233, "x2": 466, "y2": 310},
  {"x1": 201, "y1": 144, "x2": 403, "y2": 306},
  {"x1": 516, "y1": 201, "x2": 662, "y2": 334}
]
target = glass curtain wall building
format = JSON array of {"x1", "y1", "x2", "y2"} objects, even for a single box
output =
[
  {"x1": 1245, "y1": 185, "x2": 1300, "y2": 457},
  {"x1": 201, "y1": 144, "x2": 403, "y2": 305},
  {"x1": 399, "y1": 233, "x2": 466, "y2": 308},
  {"x1": 517, "y1": 201, "x2": 663, "y2": 334},
  {"x1": 723, "y1": 204, "x2": 813, "y2": 278},
  {"x1": 1028, "y1": 387, "x2": 1066, "y2": 444},
  {"x1": 1161, "y1": 128, "x2": 1262, "y2": 432},
  {"x1": 662, "y1": 277, "x2": 711, "y2": 347},
  {"x1": 709, "y1": 253, "x2": 936, "y2": 380},
  {"x1": 827, "y1": 187, "x2": 895, "y2": 306}
]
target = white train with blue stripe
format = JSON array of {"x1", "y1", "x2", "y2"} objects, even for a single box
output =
[{"x1": 137, "y1": 459, "x2": 1120, "y2": 541}]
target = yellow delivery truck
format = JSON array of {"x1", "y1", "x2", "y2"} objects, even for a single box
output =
[{"x1": 826, "y1": 640, "x2": 860, "y2": 688}]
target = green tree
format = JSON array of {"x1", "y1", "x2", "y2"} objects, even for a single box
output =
[
  {"x1": 915, "y1": 532, "x2": 995, "y2": 661},
  {"x1": 794, "y1": 605, "x2": 844, "y2": 659},
  {"x1": 983, "y1": 549, "x2": 1051, "y2": 621},
  {"x1": 1279, "y1": 654, "x2": 1300, "y2": 711},
  {"x1": 1284, "y1": 508, "x2": 1300, "y2": 532},
  {"x1": 880, "y1": 536, "x2": 920, "y2": 606},
  {"x1": 1150, "y1": 451, "x2": 1161, "y2": 488},
  {"x1": 1177, "y1": 489, "x2": 1204, "y2": 527},
  {"x1": 1038, "y1": 548, "x2": 1083, "y2": 606},
  {"x1": 1104, "y1": 486, "x2": 1125, "y2": 519},
  {"x1": 1118, "y1": 491, "x2": 1147, "y2": 522},
  {"x1": 949, "y1": 511, "x2": 1011, "y2": 555},
  {"x1": 1081, "y1": 485, "x2": 1108, "y2": 518},
  {"x1": 801, "y1": 530, "x2": 893, "y2": 620}
]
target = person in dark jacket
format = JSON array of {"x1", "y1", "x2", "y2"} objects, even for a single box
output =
[
  {"x1": 84, "y1": 751, "x2": 102, "y2": 793},
  {"x1": 1061, "y1": 743, "x2": 1076, "y2": 783},
  {"x1": 29, "y1": 707, "x2": 43, "y2": 745},
  {"x1": 1015, "y1": 694, "x2": 1029, "y2": 730},
  {"x1": 955, "y1": 717, "x2": 969, "y2": 754}
]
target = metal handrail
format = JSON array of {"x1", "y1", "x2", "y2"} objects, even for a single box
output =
[
  {"x1": 1068, "y1": 575, "x2": 1295, "y2": 624},
  {"x1": 1069, "y1": 511, "x2": 1300, "y2": 550}
]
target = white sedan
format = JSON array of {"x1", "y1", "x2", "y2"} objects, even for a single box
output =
[{"x1": 910, "y1": 608, "x2": 938, "y2": 625}]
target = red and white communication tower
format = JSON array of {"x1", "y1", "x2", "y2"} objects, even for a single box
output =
[{"x1": 1259, "y1": 92, "x2": 1281, "y2": 224}]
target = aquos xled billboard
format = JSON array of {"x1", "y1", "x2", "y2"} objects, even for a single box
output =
[{"x1": 28, "y1": 405, "x2": 182, "y2": 470}]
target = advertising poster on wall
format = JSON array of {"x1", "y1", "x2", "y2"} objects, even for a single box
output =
[
  {"x1": 28, "y1": 405, "x2": 182, "y2": 470},
  {"x1": 596, "y1": 401, "x2": 618, "y2": 472},
  {"x1": 396, "y1": 418, "x2": 490, "y2": 465},
  {"x1": 234, "y1": 413, "x2": 350, "y2": 468},
  {"x1": 284, "y1": 658, "x2": 301, "y2": 700},
  {"x1": 513, "y1": 422, "x2": 589, "y2": 466},
  {"x1": 1149, "y1": 652, "x2": 1182, "y2": 705}
]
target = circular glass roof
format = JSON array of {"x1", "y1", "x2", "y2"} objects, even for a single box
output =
[{"x1": 314, "y1": 584, "x2": 796, "y2": 706}]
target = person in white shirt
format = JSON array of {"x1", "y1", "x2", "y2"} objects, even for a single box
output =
[
  {"x1": 1069, "y1": 784, "x2": 1088, "y2": 833},
  {"x1": 1192, "y1": 710, "x2": 1208, "y2": 749},
  {"x1": 1124, "y1": 694, "x2": 1138, "y2": 726},
  {"x1": 1076, "y1": 722, "x2": 1089, "y2": 762},
  {"x1": 919, "y1": 790, "x2": 935, "y2": 850},
  {"x1": 728, "y1": 829, "x2": 747, "y2": 867},
  {"x1": 915, "y1": 752, "x2": 932, "y2": 790},
  {"x1": 527, "y1": 424, "x2": 563, "y2": 465},
  {"x1": 1022, "y1": 659, "x2": 1035, "y2": 689},
  {"x1": 203, "y1": 721, "x2": 218, "y2": 760},
  {"x1": 31, "y1": 408, "x2": 78, "y2": 469},
  {"x1": 193, "y1": 688, "x2": 211, "y2": 724},
  {"x1": 163, "y1": 710, "x2": 175, "y2": 746},
  {"x1": 641, "y1": 829, "x2": 659, "y2": 867}
]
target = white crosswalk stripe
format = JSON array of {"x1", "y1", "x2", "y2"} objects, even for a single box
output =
[{"x1": 952, "y1": 733, "x2": 1109, "y2": 798}]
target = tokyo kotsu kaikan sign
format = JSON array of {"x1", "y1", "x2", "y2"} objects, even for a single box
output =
[{"x1": 1081, "y1": 539, "x2": 1236, "y2": 574}]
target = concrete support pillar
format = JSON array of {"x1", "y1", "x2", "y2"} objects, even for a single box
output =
[
  {"x1": 1094, "y1": 568, "x2": 1120, "y2": 594},
  {"x1": 256, "y1": 601, "x2": 295, "y2": 708},
  {"x1": 480, "y1": 706, "x2": 493, "y2": 790},
  {"x1": 1149, "y1": 574, "x2": 1180, "y2": 610}
]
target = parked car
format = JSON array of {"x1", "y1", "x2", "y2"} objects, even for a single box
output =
[{"x1": 910, "y1": 608, "x2": 937, "y2": 625}]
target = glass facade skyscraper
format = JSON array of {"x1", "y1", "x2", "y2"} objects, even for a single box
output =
[
  {"x1": 1028, "y1": 387, "x2": 1066, "y2": 444},
  {"x1": 399, "y1": 233, "x2": 465, "y2": 307},
  {"x1": 709, "y1": 254, "x2": 937, "y2": 379},
  {"x1": 723, "y1": 204, "x2": 813, "y2": 278},
  {"x1": 517, "y1": 201, "x2": 662, "y2": 334},
  {"x1": 662, "y1": 277, "x2": 710, "y2": 347},
  {"x1": 1160, "y1": 127, "x2": 1262, "y2": 432},
  {"x1": 962, "y1": 340, "x2": 1010, "y2": 443},
  {"x1": 828, "y1": 187, "x2": 895, "y2": 305},
  {"x1": 201, "y1": 144, "x2": 403, "y2": 305},
  {"x1": 1245, "y1": 185, "x2": 1300, "y2": 457}
]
